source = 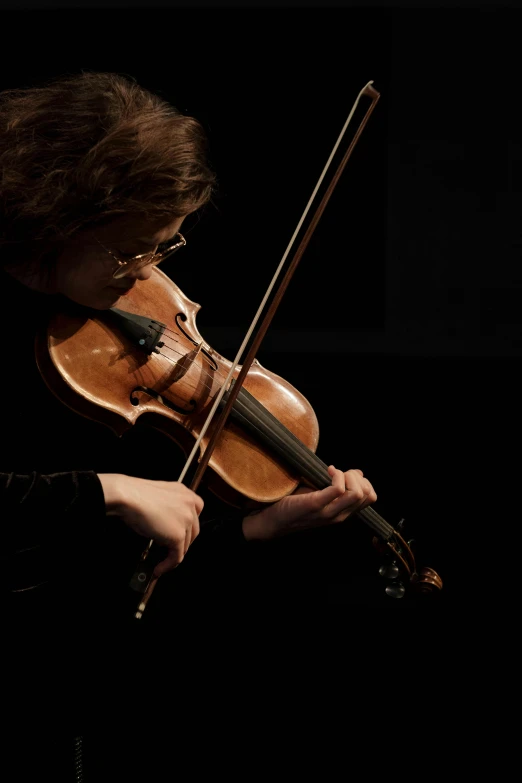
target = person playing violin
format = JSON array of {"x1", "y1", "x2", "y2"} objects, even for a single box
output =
[
  {"x1": 0, "y1": 71, "x2": 377, "y2": 629},
  {"x1": 0, "y1": 66, "x2": 382, "y2": 776}
]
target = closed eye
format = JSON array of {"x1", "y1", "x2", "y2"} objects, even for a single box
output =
[
  {"x1": 116, "y1": 238, "x2": 175, "y2": 258},
  {"x1": 157, "y1": 239, "x2": 176, "y2": 253}
]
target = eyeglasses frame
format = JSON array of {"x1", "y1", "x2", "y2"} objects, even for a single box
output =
[{"x1": 96, "y1": 232, "x2": 187, "y2": 279}]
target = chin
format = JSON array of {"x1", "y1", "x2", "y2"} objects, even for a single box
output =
[
  {"x1": 98, "y1": 287, "x2": 128, "y2": 307},
  {"x1": 72, "y1": 292, "x2": 121, "y2": 310}
]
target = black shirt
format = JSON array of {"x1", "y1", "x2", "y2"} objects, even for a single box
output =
[{"x1": 0, "y1": 266, "x2": 258, "y2": 639}]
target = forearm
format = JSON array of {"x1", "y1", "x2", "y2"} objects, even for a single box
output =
[
  {"x1": 0, "y1": 470, "x2": 106, "y2": 553},
  {"x1": 241, "y1": 510, "x2": 276, "y2": 542},
  {"x1": 200, "y1": 509, "x2": 273, "y2": 544}
]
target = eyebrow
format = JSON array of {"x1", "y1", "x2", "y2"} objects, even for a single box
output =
[{"x1": 131, "y1": 239, "x2": 159, "y2": 249}]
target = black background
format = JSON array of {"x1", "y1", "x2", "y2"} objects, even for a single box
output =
[{"x1": 1, "y1": 1, "x2": 519, "y2": 616}]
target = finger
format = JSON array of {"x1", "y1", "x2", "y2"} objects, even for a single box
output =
[
  {"x1": 359, "y1": 480, "x2": 377, "y2": 507},
  {"x1": 345, "y1": 470, "x2": 374, "y2": 497},
  {"x1": 325, "y1": 474, "x2": 369, "y2": 515},
  {"x1": 348, "y1": 482, "x2": 377, "y2": 513},
  {"x1": 310, "y1": 469, "x2": 346, "y2": 508},
  {"x1": 186, "y1": 512, "x2": 201, "y2": 554},
  {"x1": 181, "y1": 526, "x2": 189, "y2": 556},
  {"x1": 344, "y1": 468, "x2": 364, "y2": 481},
  {"x1": 327, "y1": 465, "x2": 346, "y2": 493},
  {"x1": 183, "y1": 517, "x2": 197, "y2": 555},
  {"x1": 191, "y1": 515, "x2": 200, "y2": 545},
  {"x1": 193, "y1": 493, "x2": 205, "y2": 516},
  {"x1": 154, "y1": 547, "x2": 183, "y2": 577}
]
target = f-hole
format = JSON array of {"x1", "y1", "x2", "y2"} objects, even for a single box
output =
[{"x1": 130, "y1": 385, "x2": 196, "y2": 414}]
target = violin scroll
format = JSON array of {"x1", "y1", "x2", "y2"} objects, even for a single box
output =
[{"x1": 371, "y1": 517, "x2": 443, "y2": 599}]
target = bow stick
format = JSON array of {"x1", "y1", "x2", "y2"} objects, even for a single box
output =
[{"x1": 132, "y1": 80, "x2": 380, "y2": 619}]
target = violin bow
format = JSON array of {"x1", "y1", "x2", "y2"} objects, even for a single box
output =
[{"x1": 132, "y1": 81, "x2": 381, "y2": 619}]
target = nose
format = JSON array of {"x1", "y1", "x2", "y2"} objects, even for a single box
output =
[{"x1": 129, "y1": 262, "x2": 155, "y2": 282}]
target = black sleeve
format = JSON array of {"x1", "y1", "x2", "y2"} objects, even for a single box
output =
[{"x1": 0, "y1": 470, "x2": 106, "y2": 554}]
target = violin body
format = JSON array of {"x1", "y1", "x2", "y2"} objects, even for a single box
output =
[
  {"x1": 35, "y1": 267, "x2": 443, "y2": 599},
  {"x1": 35, "y1": 267, "x2": 320, "y2": 510},
  {"x1": 29, "y1": 81, "x2": 442, "y2": 607}
]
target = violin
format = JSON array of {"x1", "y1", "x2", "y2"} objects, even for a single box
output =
[
  {"x1": 35, "y1": 80, "x2": 443, "y2": 615},
  {"x1": 35, "y1": 267, "x2": 443, "y2": 604}
]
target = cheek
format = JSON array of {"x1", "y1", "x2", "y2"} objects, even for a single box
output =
[
  {"x1": 58, "y1": 264, "x2": 116, "y2": 309},
  {"x1": 60, "y1": 263, "x2": 108, "y2": 295},
  {"x1": 64, "y1": 272, "x2": 101, "y2": 298},
  {"x1": 56, "y1": 247, "x2": 109, "y2": 291}
]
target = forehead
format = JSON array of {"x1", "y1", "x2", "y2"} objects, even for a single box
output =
[{"x1": 90, "y1": 215, "x2": 185, "y2": 246}]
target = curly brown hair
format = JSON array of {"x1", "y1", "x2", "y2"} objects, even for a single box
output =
[{"x1": 0, "y1": 71, "x2": 216, "y2": 264}]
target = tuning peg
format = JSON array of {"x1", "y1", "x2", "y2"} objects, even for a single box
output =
[
  {"x1": 396, "y1": 518, "x2": 405, "y2": 532},
  {"x1": 379, "y1": 562, "x2": 399, "y2": 580},
  {"x1": 385, "y1": 581, "x2": 406, "y2": 599}
]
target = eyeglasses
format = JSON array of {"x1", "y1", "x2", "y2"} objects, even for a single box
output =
[{"x1": 96, "y1": 233, "x2": 187, "y2": 279}]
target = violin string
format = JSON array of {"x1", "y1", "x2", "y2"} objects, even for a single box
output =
[
  {"x1": 221, "y1": 386, "x2": 394, "y2": 539},
  {"x1": 131, "y1": 333, "x2": 245, "y2": 425},
  {"x1": 153, "y1": 329, "x2": 230, "y2": 382},
  {"x1": 136, "y1": 337, "x2": 395, "y2": 539},
  {"x1": 229, "y1": 388, "x2": 392, "y2": 538},
  {"x1": 124, "y1": 322, "x2": 395, "y2": 538},
  {"x1": 149, "y1": 329, "x2": 240, "y2": 392}
]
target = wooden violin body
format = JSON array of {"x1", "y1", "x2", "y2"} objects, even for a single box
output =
[
  {"x1": 35, "y1": 267, "x2": 320, "y2": 510},
  {"x1": 35, "y1": 267, "x2": 443, "y2": 599}
]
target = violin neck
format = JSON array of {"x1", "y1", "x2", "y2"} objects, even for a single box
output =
[{"x1": 228, "y1": 387, "x2": 394, "y2": 541}]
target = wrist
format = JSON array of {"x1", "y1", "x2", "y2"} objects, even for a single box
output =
[
  {"x1": 241, "y1": 508, "x2": 276, "y2": 541},
  {"x1": 98, "y1": 473, "x2": 128, "y2": 515}
]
